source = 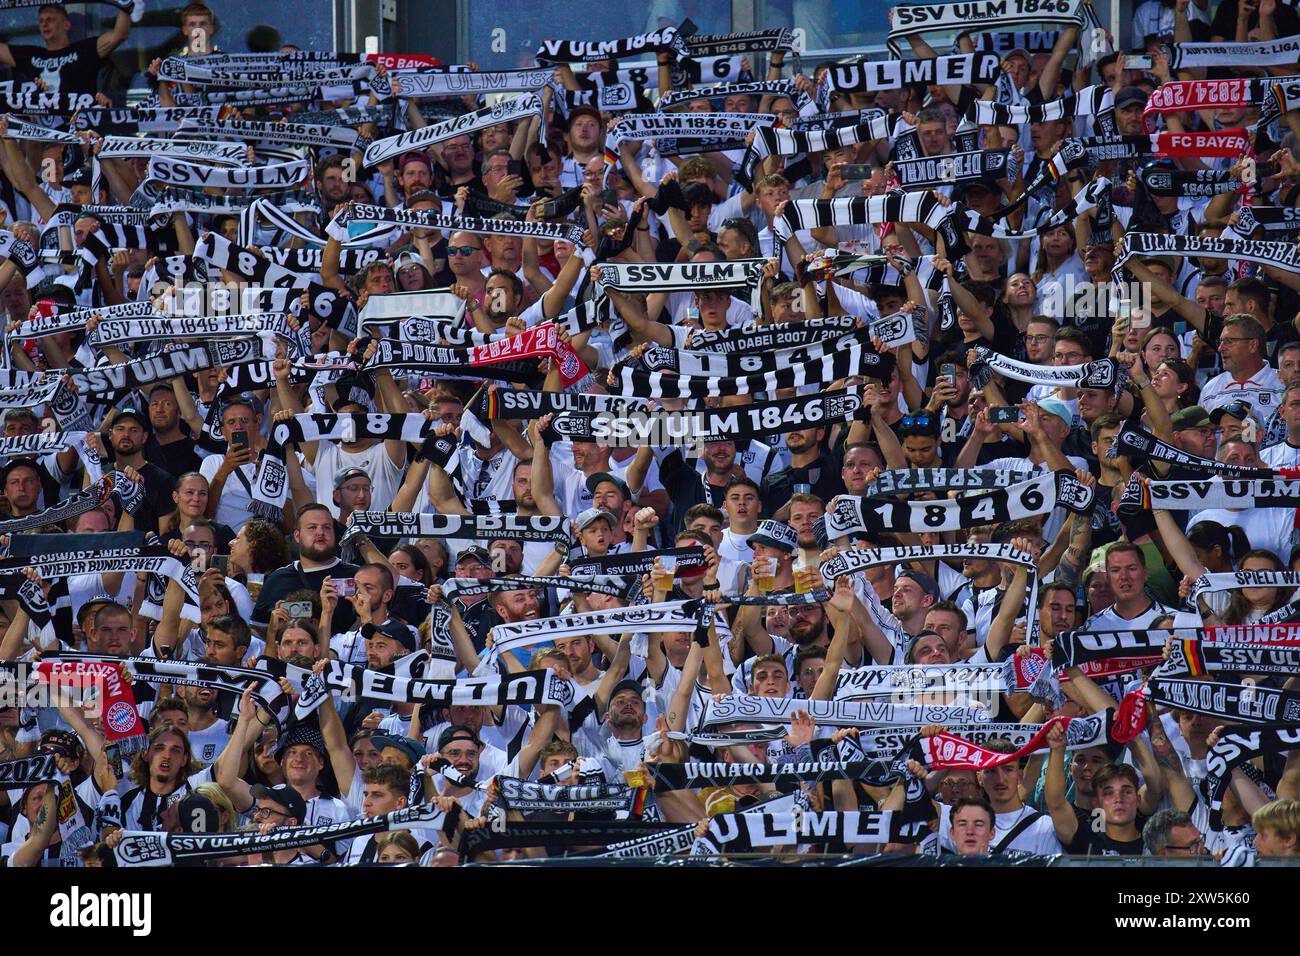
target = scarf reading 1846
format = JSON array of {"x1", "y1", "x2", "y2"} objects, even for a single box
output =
[{"x1": 821, "y1": 470, "x2": 1094, "y2": 538}]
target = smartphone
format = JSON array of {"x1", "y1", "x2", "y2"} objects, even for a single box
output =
[
  {"x1": 600, "y1": 188, "x2": 620, "y2": 208},
  {"x1": 1127, "y1": 54, "x2": 1154, "y2": 70},
  {"x1": 507, "y1": 159, "x2": 525, "y2": 178},
  {"x1": 841, "y1": 164, "x2": 875, "y2": 181},
  {"x1": 230, "y1": 430, "x2": 249, "y2": 449},
  {"x1": 537, "y1": 199, "x2": 559, "y2": 218},
  {"x1": 211, "y1": 554, "x2": 229, "y2": 575},
  {"x1": 940, "y1": 363, "x2": 957, "y2": 382},
  {"x1": 281, "y1": 600, "x2": 314, "y2": 619},
  {"x1": 333, "y1": 577, "x2": 357, "y2": 598},
  {"x1": 989, "y1": 406, "x2": 1022, "y2": 424}
]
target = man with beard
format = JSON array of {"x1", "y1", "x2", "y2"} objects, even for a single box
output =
[
  {"x1": 325, "y1": 562, "x2": 416, "y2": 664},
  {"x1": 88, "y1": 602, "x2": 135, "y2": 657},
  {"x1": 253, "y1": 503, "x2": 359, "y2": 635},
  {"x1": 179, "y1": 684, "x2": 229, "y2": 767},
  {"x1": 431, "y1": 725, "x2": 490, "y2": 816},
  {"x1": 104, "y1": 407, "x2": 176, "y2": 534},
  {"x1": 787, "y1": 493, "x2": 825, "y2": 561},
  {"x1": 144, "y1": 383, "x2": 200, "y2": 479},
  {"x1": 118, "y1": 725, "x2": 210, "y2": 831},
  {"x1": 761, "y1": 426, "x2": 841, "y2": 516},
  {"x1": 600, "y1": 678, "x2": 649, "y2": 778},
  {"x1": 315, "y1": 155, "x2": 352, "y2": 218},
  {"x1": 200, "y1": 397, "x2": 268, "y2": 533}
]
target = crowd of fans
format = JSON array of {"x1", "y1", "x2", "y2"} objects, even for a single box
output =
[{"x1": 2, "y1": 0, "x2": 1300, "y2": 867}]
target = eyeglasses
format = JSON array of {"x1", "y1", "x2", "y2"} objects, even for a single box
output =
[
  {"x1": 183, "y1": 540, "x2": 215, "y2": 551},
  {"x1": 1218, "y1": 337, "x2": 1254, "y2": 345},
  {"x1": 1025, "y1": 334, "x2": 1054, "y2": 344},
  {"x1": 1164, "y1": 837, "x2": 1205, "y2": 853},
  {"x1": 252, "y1": 806, "x2": 290, "y2": 819}
]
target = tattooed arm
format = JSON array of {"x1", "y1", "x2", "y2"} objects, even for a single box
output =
[{"x1": 11, "y1": 783, "x2": 58, "y2": 867}]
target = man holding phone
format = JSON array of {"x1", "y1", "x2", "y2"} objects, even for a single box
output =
[{"x1": 200, "y1": 397, "x2": 268, "y2": 533}]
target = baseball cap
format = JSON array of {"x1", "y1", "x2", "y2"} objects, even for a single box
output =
[
  {"x1": 176, "y1": 793, "x2": 222, "y2": 833},
  {"x1": 903, "y1": 630, "x2": 945, "y2": 664},
  {"x1": 333, "y1": 466, "x2": 369, "y2": 490},
  {"x1": 1036, "y1": 397, "x2": 1073, "y2": 427},
  {"x1": 456, "y1": 545, "x2": 493, "y2": 568},
  {"x1": 251, "y1": 783, "x2": 307, "y2": 822},
  {"x1": 108, "y1": 406, "x2": 151, "y2": 433},
  {"x1": 897, "y1": 568, "x2": 940, "y2": 601},
  {"x1": 575, "y1": 506, "x2": 619, "y2": 531},
  {"x1": 1171, "y1": 405, "x2": 1211, "y2": 430},
  {"x1": 370, "y1": 619, "x2": 418, "y2": 653},
  {"x1": 1116, "y1": 86, "x2": 1148, "y2": 109},
  {"x1": 566, "y1": 105, "x2": 602, "y2": 127},
  {"x1": 370, "y1": 734, "x2": 424, "y2": 765},
  {"x1": 1209, "y1": 399, "x2": 1262, "y2": 427},
  {"x1": 605, "y1": 678, "x2": 645, "y2": 713},
  {"x1": 38, "y1": 728, "x2": 84, "y2": 758},
  {"x1": 398, "y1": 150, "x2": 433, "y2": 170},
  {"x1": 392, "y1": 250, "x2": 429, "y2": 275},
  {"x1": 436, "y1": 724, "x2": 484, "y2": 752},
  {"x1": 585, "y1": 471, "x2": 631, "y2": 501},
  {"x1": 749, "y1": 519, "x2": 798, "y2": 553}
]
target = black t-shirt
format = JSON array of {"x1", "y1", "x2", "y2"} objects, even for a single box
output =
[
  {"x1": 135, "y1": 462, "x2": 179, "y2": 535},
  {"x1": 1065, "y1": 803, "x2": 1148, "y2": 856},
  {"x1": 145, "y1": 435, "x2": 201, "y2": 482},
  {"x1": 8, "y1": 37, "x2": 104, "y2": 96},
  {"x1": 252, "y1": 560, "x2": 359, "y2": 632}
]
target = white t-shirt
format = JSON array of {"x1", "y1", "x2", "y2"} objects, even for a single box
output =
[
  {"x1": 939, "y1": 803, "x2": 1063, "y2": 855},
  {"x1": 313, "y1": 441, "x2": 406, "y2": 519},
  {"x1": 199, "y1": 456, "x2": 260, "y2": 531},
  {"x1": 1189, "y1": 507, "x2": 1296, "y2": 563},
  {"x1": 1261, "y1": 440, "x2": 1300, "y2": 471},
  {"x1": 1198, "y1": 364, "x2": 1283, "y2": 420}
]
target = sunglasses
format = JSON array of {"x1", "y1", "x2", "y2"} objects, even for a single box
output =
[{"x1": 447, "y1": 245, "x2": 481, "y2": 257}]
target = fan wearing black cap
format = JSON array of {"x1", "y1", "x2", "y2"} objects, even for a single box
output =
[
  {"x1": 96, "y1": 406, "x2": 176, "y2": 535},
  {"x1": 248, "y1": 783, "x2": 318, "y2": 865},
  {"x1": 1, "y1": 727, "x2": 106, "y2": 867}
]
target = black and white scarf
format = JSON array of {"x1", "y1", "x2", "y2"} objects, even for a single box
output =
[
  {"x1": 1164, "y1": 36, "x2": 1300, "y2": 70},
  {"x1": 867, "y1": 467, "x2": 1038, "y2": 496},
  {"x1": 825, "y1": 53, "x2": 1000, "y2": 94},
  {"x1": 970, "y1": 345, "x2": 1120, "y2": 390},
  {"x1": 1, "y1": 116, "x2": 80, "y2": 144},
  {"x1": 66, "y1": 338, "x2": 273, "y2": 396},
  {"x1": 685, "y1": 28, "x2": 795, "y2": 58},
  {"x1": 479, "y1": 600, "x2": 705, "y2": 674},
  {"x1": 96, "y1": 136, "x2": 249, "y2": 166},
  {"x1": 345, "y1": 510, "x2": 570, "y2": 544},
  {"x1": 646, "y1": 759, "x2": 881, "y2": 792},
  {"x1": 362, "y1": 94, "x2": 542, "y2": 167},
  {"x1": 362, "y1": 339, "x2": 545, "y2": 387},
  {"x1": 1190, "y1": 571, "x2": 1300, "y2": 605},
  {"x1": 567, "y1": 547, "x2": 706, "y2": 578},
  {"x1": 698, "y1": 694, "x2": 990, "y2": 730},
  {"x1": 331, "y1": 202, "x2": 585, "y2": 247},
  {"x1": 595, "y1": 258, "x2": 766, "y2": 298},
  {"x1": 238, "y1": 197, "x2": 394, "y2": 251},
  {"x1": 535, "y1": 25, "x2": 689, "y2": 64},
  {"x1": 388, "y1": 66, "x2": 553, "y2": 99},
  {"x1": 608, "y1": 340, "x2": 892, "y2": 399},
  {"x1": 1234, "y1": 206, "x2": 1300, "y2": 238},
  {"x1": 967, "y1": 84, "x2": 1114, "y2": 133},
  {"x1": 606, "y1": 111, "x2": 774, "y2": 158},
  {"x1": 1115, "y1": 232, "x2": 1300, "y2": 282},
  {"x1": 0, "y1": 432, "x2": 83, "y2": 459},
  {"x1": 1139, "y1": 166, "x2": 1240, "y2": 199},
  {"x1": 691, "y1": 809, "x2": 926, "y2": 853},
  {"x1": 773, "y1": 190, "x2": 958, "y2": 250},
  {"x1": 191, "y1": 233, "x2": 310, "y2": 288},
  {"x1": 888, "y1": 0, "x2": 1108, "y2": 64},
  {"x1": 115, "y1": 802, "x2": 457, "y2": 866},
  {"x1": 834, "y1": 657, "x2": 1055, "y2": 701},
  {"x1": 1165, "y1": 638, "x2": 1300, "y2": 678},
  {"x1": 145, "y1": 156, "x2": 310, "y2": 191},
  {"x1": 441, "y1": 574, "x2": 627, "y2": 599},
  {"x1": 0, "y1": 368, "x2": 67, "y2": 407},
  {"x1": 659, "y1": 80, "x2": 808, "y2": 112},
  {"x1": 483, "y1": 387, "x2": 647, "y2": 421},
  {"x1": 495, "y1": 776, "x2": 632, "y2": 813},
  {"x1": 178, "y1": 117, "x2": 366, "y2": 151},
  {"x1": 682, "y1": 315, "x2": 859, "y2": 353},
  {"x1": 70, "y1": 105, "x2": 221, "y2": 135},
  {"x1": 0, "y1": 751, "x2": 59, "y2": 789},
  {"x1": 1131, "y1": 477, "x2": 1300, "y2": 512},
  {"x1": 1201, "y1": 727, "x2": 1300, "y2": 830},
  {"x1": 157, "y1": 53, "x2": 373, "y2": 88},
  {"x1": 638, "y1": 324, "x2": 871, "y2": 376},
  {"x1": 738, "y1": 116, "x2": 895, "y2": 189},
  {"x1": 552, "y1": 390, "x2": 864, "y2": 447},
  {"x1": 0, "y1": 476, "x2": 118, "y2": 535},
  {"x1": 590, "y1": 824, "x2": 698, "y2": 858},
  {"x1": 821, "y1": 470, "x2": 1094, "y2": 539},
  {"x1": 1149, "y1": 672, "x2": 1300, "y2": 725},
  {"x1": 357, "y1": 288, "x2": 466, "y2": 326},
  {"x1": 14, "y1": 301, "x2": 161, "y2": 339},
  {"x1": 1052, "y1": 628, "x2": 1183, "y2": 668},
  {"x1": 87, "y1": 313, "x2": 299, "y2": 351},
  {"x1": 893, "y1": 148, "x2": 1019, "y2": 190},
  {"x1": 1109, "y1": 421, "x2": 1275, "y2": 477}
]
